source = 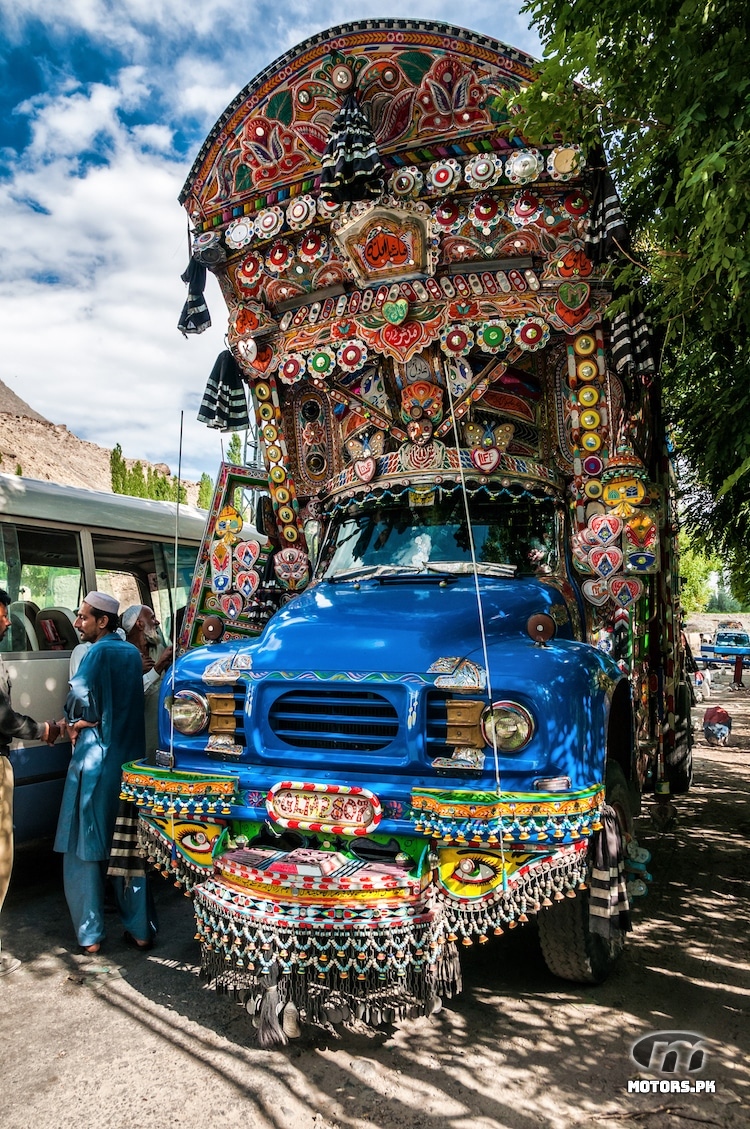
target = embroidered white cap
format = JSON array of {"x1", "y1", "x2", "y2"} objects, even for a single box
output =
[{"x1": 83, "y1": 591, "x2": 120, "y2": 616}]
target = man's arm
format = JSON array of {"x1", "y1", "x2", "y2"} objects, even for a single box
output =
[{"x1": 0, "y1": 694, "x2": 59, "y2": 746}]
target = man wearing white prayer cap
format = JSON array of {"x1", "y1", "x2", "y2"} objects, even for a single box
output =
[
  {"x1": 54, "y1": 591, "x2": 155, "y2": 953},
  {"x1": 121, "y1": 604, "x2": 173, "y2": 763}
]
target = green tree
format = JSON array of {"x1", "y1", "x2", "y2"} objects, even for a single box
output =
[
  {"x1": 110, "y1": 443, "x2": 126, "y2": 493},
  {"x1": 679, "y1": 531, "x2": 718, "y2": 614},
  {"x1": 111, "y1": 444, "x2": 186, "y2": 503},
  {"x1": 707, "y1": 579, "x2": 742, "y2": 613},
  {"x1": 126, "y1": 461, "x2": 147, "y2": 498},
  {"x1": 197, "y1": 472, "x2": 214, "y2": 509},
  {"x1": 226, "y1": 431, "x2": 244, "y2": 466},
  {"x1": 505, "y1": 0, "x2": 750, "y2": 593}
]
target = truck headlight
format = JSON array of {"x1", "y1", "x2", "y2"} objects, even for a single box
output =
[
  {"x1": 481, "y1": 701, "x2": 534, "y2": 751},
  {"x1": 169, "y1": 690, "x2": 210, "y2": 735}
]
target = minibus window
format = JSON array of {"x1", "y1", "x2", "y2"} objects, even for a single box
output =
[
  {"x1": 92, "y1": 535, "x2": 196, "y2": 638},
  {"x1": 0, "y1": 523, "x2": 84, "y2": 653}
]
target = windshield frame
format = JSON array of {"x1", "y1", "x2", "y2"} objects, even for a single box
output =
[{"x1": 316, "y1": 489, "x2": 563, "y2": 582}]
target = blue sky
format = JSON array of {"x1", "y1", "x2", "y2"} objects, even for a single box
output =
[{"x1": 0, "y1": 2, "x2": 541, "y2": 483}]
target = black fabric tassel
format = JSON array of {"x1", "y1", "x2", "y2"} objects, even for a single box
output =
[
  {"x1": 256, "y1": 962, "x2": 288, "y2": 1048},
  {"x1": 610, "y1": 305, "x2": 657, "y2": 376},
  {"x1": 197, "y1": 350, "x2": 250, "y2": 432},
  {"x1": 319, "y1": 93, "x2": 385, "y2": 204},
  {"x1": 589, "y1": 803, "x2": 632, "y2": 939},
  {"x1": 178, "y1": 257, "x2": 211, "y2": 336},
  {"x1": 584, "y1": 151, "x2": 630, "y2": 264},
  {"x1": 107, "y1": 799, "x2": 146, "y2": 879}
]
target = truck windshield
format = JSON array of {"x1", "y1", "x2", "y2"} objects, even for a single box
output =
[
  {"x1": 716, "y1": 633, "x2": 750, "y2": 647},
  {"x1": 319, "y1": 494, "x2": 559, "y2": 579}
]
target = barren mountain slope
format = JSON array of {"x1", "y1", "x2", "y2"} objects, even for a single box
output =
[{"x1": 0, "y1": 380, "x2": 198, "y2": 501}]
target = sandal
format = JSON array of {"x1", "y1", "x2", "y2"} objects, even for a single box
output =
[{"x1": 123, "y1": 930, "x2": 153, "y2": 952}]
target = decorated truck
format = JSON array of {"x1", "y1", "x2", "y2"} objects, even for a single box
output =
[{"x1": 122, "y1": 20, "x2": 689, "y2": 1043}]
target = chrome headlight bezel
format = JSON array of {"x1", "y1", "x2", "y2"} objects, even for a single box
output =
[
  {"x1": 480, "y1": 700, "x2": 535, "y2": 752},
  {"x1": 169, "y1": 689, "x2": 210, "y2": 736}
]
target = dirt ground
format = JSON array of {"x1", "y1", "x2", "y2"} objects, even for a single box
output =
[{"x1": 2, "y1": 674, "x2": 748, "y2": 1129}]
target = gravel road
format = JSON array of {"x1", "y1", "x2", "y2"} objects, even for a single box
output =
[{"x1": 2, "y1": 671, "x2": 748, "y2": 1129}]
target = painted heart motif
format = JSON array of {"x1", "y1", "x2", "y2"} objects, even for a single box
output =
[
  {"x1": 354, "y1": 456, "x2": 376, "y2": 483},
  {"x1": 219, "y1": 593, "x2": 244, "y2": 621},
  {"x1": 382, "y1": 321, "x2": 421, "y2": 349},
  {"x1": 589, "y1": 545, "x2": 623, "y2": 579},
  {"x1": 235, "y1": 539, "x2": 261, "y2": 569},
  {"x1": 577, "y1": 527, "x2": 599, "y2": 547},
  {"x1": 383, "y1": 298, "x2": 409, "y2": 325},
  {"x1": 249, "y1": 343, "x2": 274, "y2": 373},
  {"x1": 557, "y1": 281, "x2": 590, "y2": 310},
  {"x1": 470, "y1": 446, "x2": 501, "y2": 474},
  {"x1": 235, "y1": 570, "x2": 260, "y2": 598},
  {"x1": 572, "y1": 542, "x2": 593, "y2": 571},
  {"x1": 582, "y1": 578, "x2": 610, "y2": 606},
  {"x1": 589, "y1": 513, "x2": 623, "y2": 546},
  {"x1": 554, "y1": 299, "x2": 589, "y2": 329},
  {"x1": 609, "y1": 576, "x2": 643, "y2": 608}
]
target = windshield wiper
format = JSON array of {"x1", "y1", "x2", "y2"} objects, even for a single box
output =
[
  {"x1": 326, "y1": 561, "x2": 518, "y2": 583},
  {"x1": 325, "y1": 564, "x2": 423, "y2": 583},
  {"x1": 419, "y1": 561, "x2": 517, "y2": 578}
]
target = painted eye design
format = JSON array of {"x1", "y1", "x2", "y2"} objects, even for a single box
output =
[
  {"x1": 176, "y1": 827, "x2": 213, "y2": 855},
  {"x1": 453, "y1": 855, "x2": 499, "y2": 884}
]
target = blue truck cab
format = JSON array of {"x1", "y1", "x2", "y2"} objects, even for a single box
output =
[{"x1": 122, "y1": 20, "x2": 686, "y2": 1041}]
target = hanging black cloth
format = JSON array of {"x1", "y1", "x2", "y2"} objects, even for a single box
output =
[
  {"x1": 319, "y1": 92, "x2": 385, "y2": 204},
  {"x1": 609, "y1": 303, "x2": 657, "y2": 376},
  {"x1": 197, "y1": 350, "x2": 250, "y2": 432},
  {"x1": 178, "y1": 257, "x2": 211, "y2": 336},
  {"x1": 584, "y1": 149, "x2": 630, "y2": 264},
  {"x1": 588, "y1": 803, "x2": 632, "y2": 941}
]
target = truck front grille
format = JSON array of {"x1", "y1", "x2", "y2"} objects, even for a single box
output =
[
  {"x1": 425, "y1": 692, "x2": 452, "y2": 759},
  {"x1": 268, "y1": 688, "x2": 399, "y2": 752}
]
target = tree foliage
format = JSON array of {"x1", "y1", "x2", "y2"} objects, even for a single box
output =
[
  {"x1": 197, "y1": 472, "x2": 214, "y2": 510},
  {"x1": 226, "y1": 432, "x2": 244, "y2": 466},
  {"x1": 507, "y1": 0, "x2": 750, "y2": 591},
  {"x1": 679, "y1": 531, "x2": 718, "y2": 614},
  {"x1": 110, "y1": 443, "x2": 187, "y2": 503}
]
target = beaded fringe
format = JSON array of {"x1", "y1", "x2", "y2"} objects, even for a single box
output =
[
  {"x1": 137, "y1": 818, "x2": 209, "y2": 891},
  {"x1": 437, "y1": 843, "x2": 590, "y2": 944},
  {"x1": 193, "y1": 879, "x2": 460, "y2": 1044}
]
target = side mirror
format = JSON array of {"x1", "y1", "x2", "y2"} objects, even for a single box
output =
[
  {"x1": 254, "y1": 493, "x2": 266, "y2": 535},
  {"x1": 303, "y1": 518, "x2": 323, "y2": 572}
]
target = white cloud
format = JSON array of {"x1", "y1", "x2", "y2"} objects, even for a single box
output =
[{"x1": 0, "y1": 4, "x2": 542, "y2": 484}]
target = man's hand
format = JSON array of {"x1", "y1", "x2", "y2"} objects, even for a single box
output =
[
  {"x1": 58, "y1": 718, "x2": 96, "y2": 745},
  {"x1": 44, "y1": 721, "x2": 61, "y2": 745},
  {"x1": 154, "y1": 647, "x2": 173, "y2": 675},
  {"x1": 141, "y1": 654, "x2": 155, "y2": 674}
]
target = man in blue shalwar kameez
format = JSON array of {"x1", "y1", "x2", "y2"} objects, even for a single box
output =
[{"x1": 54, "y1": 592, "x2": 154, "y2": 953}]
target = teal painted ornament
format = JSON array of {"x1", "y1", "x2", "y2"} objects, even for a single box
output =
[{"x1": 383, "y1": 298, "x2": 409, "y2": 325}]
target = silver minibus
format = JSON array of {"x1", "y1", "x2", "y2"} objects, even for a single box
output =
[{"x1": 0, "y1": 473, "x2": 206, "y2": 842}]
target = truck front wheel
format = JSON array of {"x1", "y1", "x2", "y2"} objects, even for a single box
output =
[
  {"x1": 664, "y1": 680, "x2": 693, "y2": 795},
  {"x1": 537, "y1": 762, "x2": 631, "y2": 985}
]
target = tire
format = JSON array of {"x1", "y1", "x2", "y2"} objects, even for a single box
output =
[
  {"x1": 665, "y1": 681, "x2": 693, "y2": 795},
  {"x1": 538, "y1": 762, "x2": 630, "y2": 984}
]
